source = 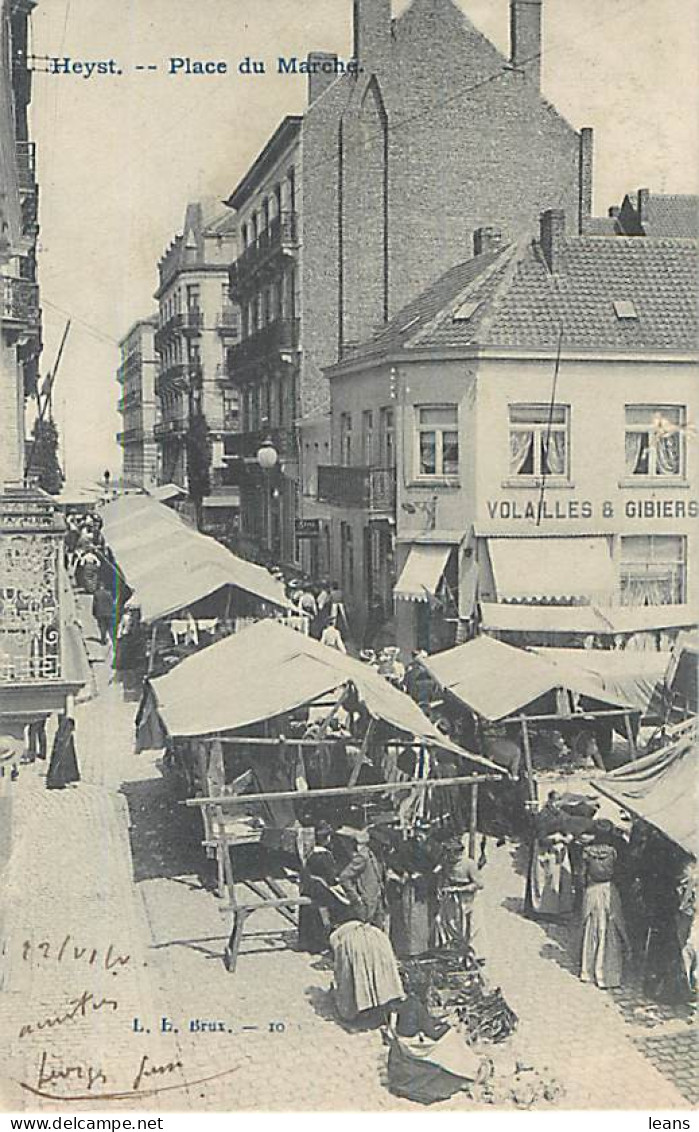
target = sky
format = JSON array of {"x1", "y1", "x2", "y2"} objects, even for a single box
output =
[{"x1": 28, "y1": 0, "x2": 699, "y2": 484}]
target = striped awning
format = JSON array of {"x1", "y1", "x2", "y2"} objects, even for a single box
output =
[{"x1": 394, "y1": 544, "x2": 451, "y2": 603}]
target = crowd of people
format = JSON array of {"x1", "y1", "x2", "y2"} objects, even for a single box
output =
[{"x1": 525, "y1": 789, "x2": 697, "y2": 1002}]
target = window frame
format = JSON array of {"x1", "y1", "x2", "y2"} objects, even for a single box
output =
[
  {"x1": 624, "y1": 403, "x2": 686, "y2": 480},
  {"x1": 339, "y1": 412, "x2": 352, "y2": 467},
  {"x1": 507, "y1": 402, "x2": 570, "y2": 482},
  {"x1": 619, "y1": 534, "x2": 686, "y2": 606},
  {"x1": 414, "y1": 404, "x2": 459, "y2": 481}
]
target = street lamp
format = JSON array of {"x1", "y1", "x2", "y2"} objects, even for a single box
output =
[
  {"x1": 256, "y1": 434, "x2": 279, "y2": 558},
  {"x1": 256, "y1": 436, "x2": 279, "y2": 471}
]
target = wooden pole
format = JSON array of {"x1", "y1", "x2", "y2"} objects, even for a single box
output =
[
  {"x1": 184, "y1": 772, "x2": 501, "y2": 809},
  {"x1": 623, "y1": 711, "x2": 637, "y2": 761},
  {"x1": 520, "y1": 716, "x2": 538, "y2": 804},
  {"x1": 469, "y1": 783, "x2": 479, "y2": 858}
]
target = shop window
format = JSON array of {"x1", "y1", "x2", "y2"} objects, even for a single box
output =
[
  {"x1": 361, "y1": 410, "x2": 374, "y2": 465},
  {"x1": 624, "y1": 405, "x2": 685, "y2": 478},
  {"x1": 416, "y1": 405, "x2": 458, "y2": 478},
  {"x1": 340, "y1": 412, "x2": 352, "y2": 466},
  {"x1": 620, "y1": 535, "x2": 686, "y2": 606},
  {"x1": 509, "y1": 404, "x2": 569, "y2": 479}
]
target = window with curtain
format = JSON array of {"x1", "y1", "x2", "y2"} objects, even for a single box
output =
[
  {"x1": 340, "y1": 412, "x2": 352, "y2": 466},
  {"x1": 620, "y1": 535, "x2": 686, "y2": 606},
  {"x1": 624, "y1": 405, "x2": 685, "y2": 478},
  {"x1": 379, "y1": 406, "x2": 394, "y2": 467},
  {"x1": 416, "y1": 405, "x2": 459, "y2": 477},
  {"x1": 361, "y1": 410, "x2": 374, "y2": 465},
  {"x1": 508, "y1": 404, "x2": 569, "y2": 479}
]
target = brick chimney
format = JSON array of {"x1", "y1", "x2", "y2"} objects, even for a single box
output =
[
  {"x1": 510, "y1": 0, "x2": 542, "y2": 87},
  {"x1": 353, "y1": 0, "x2": 392, "y2": 67},
  {"x1": 307, "y1": 52, "x2": 339, "y2": 105},
  {"x1": 473, "y1": 226, "x2": 503, "y2": 256},
  {"x1": 578, "y1": 127, "x2": 593, "y2": 232},
  {"x1": 540, "y1": 209, "x2": 565, "y2": 272},
  {"x1": 637, "y1": 187, "x2": 650, "y2": 224}
]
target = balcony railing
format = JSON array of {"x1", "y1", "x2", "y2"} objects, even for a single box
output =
[
  {"x1": 217, "y1": 306, "x2": 240, "y2": 337},
  {"x1": 154, "y1": 418, "x2": 188, "y2": 438},
  {"x1": 1, "y1": 275, "x2": 39, "y2": 326},
  {"x1": 179, "y1": 308, "x2": 203, "y2": 333},
  {"x1": 225, "y1": 426, "x2": 296, "y2": 461},
  {"x1": 154, "y1": 362, "x2": 187, "y2": 396},
  {"x1": 317, "y1": 465, "x2": 396, "y2": 513},
  {"x1": 228, "y1": 317, "x2": 300, "y2": 374},
  {"x1": 229, "y1": 211, "x2": 299, "y2": 295},
  {"x1": 117, "y1": 427, "x2": 143, "y2": 445},
  {"x1": 16, "y1": 141, "x2": 36, "y2": 191}
]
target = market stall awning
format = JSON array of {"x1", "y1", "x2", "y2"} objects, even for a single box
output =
[
  {"x1": 138, "y1": 620, "x2": 503, "y2": 774},
  {"x1": 665, "y1": 631, "x2": 699, "y2": 712},
  {"x1": 420, "y1": 635, "x2": 631, "y2": 721},
  {"x1": 394, "y1": 544, "x2": 451, "y2": 602},
  {"x1": 593, "y1": 738, "x2": 698, "y2": 857},
  {"x1": 533, "y1": 647, "x2": 670, "y2": 715},
  {"x1": 100, "y1": 497, "x2": 289, "y2": 618},
  {"x1": 422, "y1": 636, "x2": 561, "y2": 720},
  {"x1": 480, "y1": 602, "x2": 696, "y2": 636},
  {"x1": 486, "y1": 537, "x2": 615, "y2": 603},
  {"x1": 148, "y1": 483, "x2": 186, "y2": 503}
]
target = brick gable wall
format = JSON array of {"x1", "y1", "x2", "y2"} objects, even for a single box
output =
[{"x1": 301, "y1": 0, "x2": 588, "y2": 417}]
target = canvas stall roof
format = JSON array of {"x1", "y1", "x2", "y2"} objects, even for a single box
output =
[
  {"x1": 533, "y1": 648, "x2": 670, "y2": 715},
  {"x1": 421, "y1": 635, "x2": 629, "y2": 722},
  {"x1": 480, "y1": 602, "x2": 696, "y2": 636},
  {"x1": 593, "y1": 739, "x2": 698, "y2": 857},
  {"x1": 665, "y1": 631, "x2": 699, "y2": 712},
  {"x1": 148, "y1": 483, "x2": 186, "y2": 502},
  {"x1": 140, "y1": 620, "x2": 502, "y2": 773},
  {"x1": 486, "y1": 537, "x2": 616, "y2": 604},
  {"x1": 100, "y1": 497, "x2": 289, "y2": 616}
]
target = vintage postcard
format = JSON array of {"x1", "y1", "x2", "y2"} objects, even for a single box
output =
[{"x1": 0, "y1": 0, "x2": 697, "y2": 1116}]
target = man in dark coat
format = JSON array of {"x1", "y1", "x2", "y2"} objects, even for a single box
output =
[{"x1": 92, "y1": 582, "x2": 114, "y2": 645}]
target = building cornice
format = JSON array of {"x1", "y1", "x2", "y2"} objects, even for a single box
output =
[{"x1": 225, "y1": 116, "x2": 302, "y2": 211}]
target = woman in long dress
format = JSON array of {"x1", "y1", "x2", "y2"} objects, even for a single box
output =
[
  {"x1": 434, "y1": 834, "x2": 486, "y2": 957},
  {"x1": 306, "y1": 866, "x2": 404, "y2": 1025},
  {"x1": 46, "y1": 717, "x2": 80, "y2": 790},
  {"x1": 579, "y1": 838, "x2": 630, "y2": 989}
]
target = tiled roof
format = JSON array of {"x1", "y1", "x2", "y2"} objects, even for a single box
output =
[
  {"x1": 338, "y1": 247, "x2": 509, "y2": 364},
  {"x1": 334, "y1": 232, "x2": 699, "y2": 365},
  {"x1": 484, "y1": 236, "x2": 698, "y2": 351},
  {"x1": 642, "y1": 194, "x2": 699, "y2": 239}
]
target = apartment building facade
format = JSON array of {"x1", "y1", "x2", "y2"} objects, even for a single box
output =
[
  {"x1": 225, "y1": 117, "x2": 302, "y2": 564},
  {"x1": 153, "y1": 202, "x2": 241, "y2": 527},
  {"x1": 116, "y1": 316, "x2": 158, "y2": 487},
  {"x1": 0, "y1": 0, "x2": 41, "y2": 489}
]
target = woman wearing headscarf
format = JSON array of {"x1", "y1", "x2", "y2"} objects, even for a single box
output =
[
  {"x1": 579, "y1": 826, "x2": 631, "y2": 989},
  {"x1": 306, "y1": 855, "x2": 404, "y2": 1026},
  {"x1": 46, "y1": 717, "x2": 80, "y2": 790},
  {"x1": 338, "y1": 828, "x2": 389, "y2": 931}
]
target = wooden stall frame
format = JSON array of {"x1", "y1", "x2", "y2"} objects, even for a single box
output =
[{"x1": 185, "y1": 770, "x2": 500, "y2": 972}]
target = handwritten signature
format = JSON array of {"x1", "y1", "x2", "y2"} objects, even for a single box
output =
[
  {"x1": 19, "y1": 989, "x2": 118, "y2": 1040},
  {"x1": 17, "y1": 1052, "x2": 239, "y2": 1102}
]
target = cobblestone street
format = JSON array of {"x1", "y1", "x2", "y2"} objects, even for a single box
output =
[{"x1": 0, "y1": 598, "x2": 695, "y2": 1111}]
